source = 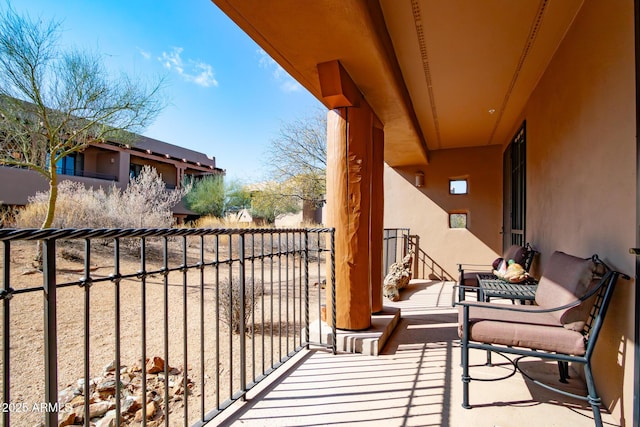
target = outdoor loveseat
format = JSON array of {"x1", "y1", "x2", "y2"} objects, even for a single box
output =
[
  {"x1": 455, "y1": 251, "x2": 629, "y2": 427},
  {"x1": 457, "y1": 242, "x2": 537, "y2": 301}
]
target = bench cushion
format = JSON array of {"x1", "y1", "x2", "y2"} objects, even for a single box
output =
[
  {"x1": 459, "y1": 245, "x2": 528, "y2": 289},
  {"x1": 459, "y1": 304, "x2": 587, "y2": 355},
  {"x1": 534, "y1": 251, "x2": 597, "y2": 330},
  {"x1": 461, "y1": 271, "x2": 486, "y2": 288},
  {"x1": 503, "y1": 244, "x2": 527, "y2": 265}
]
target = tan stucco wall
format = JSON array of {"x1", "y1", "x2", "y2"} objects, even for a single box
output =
[
  {"x1": 0, "y1": 167, "x2": 49, "y2": 205},
  {"x1": 384, "y1": 145, "x2": 503, "y2": 279},
  {"x1": 521, "y1": 0, "x2": 635, "y2": 423},
  {"x1": 384, "y1": 1, "x2": 636, "y2": 423}
]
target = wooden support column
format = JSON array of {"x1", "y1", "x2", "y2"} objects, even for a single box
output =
[
  {"x1": 320, "y1": 59, "x2": 374, "y2": 330},
  {"x1": 326, "y1": 106, "x2": 373, "y2": 330},
  {"x1": 370, "y1": 124, "x2": 384, "y2": 314}
]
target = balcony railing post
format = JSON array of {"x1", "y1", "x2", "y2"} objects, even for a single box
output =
[
  {"x1": 82, "y1": 239, "x2": 92, "y2": 427},
  {"x1": 42, "y1": 239, "x2": 58, "y2": 427},
  {"x1": 3, "y1": 241, "x2": 11, "y2": 427},
  {"x1": 330, "y1": 230, "x2": 336, "y2": 355},
  {"x1": 239, "y1": 232, "x2": 246, "y2": 399},
  {"x1": 304, "y1": 230, "x2": 309, "y2": 347}
]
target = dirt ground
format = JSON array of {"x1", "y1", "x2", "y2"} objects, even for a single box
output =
[{"x1": 0, "y1": 238, "x2": 327, "y2": 426}]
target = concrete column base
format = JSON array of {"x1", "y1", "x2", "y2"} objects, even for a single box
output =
[{"x1": 309, "y1": 307, "x2": 401, "y2": 356}]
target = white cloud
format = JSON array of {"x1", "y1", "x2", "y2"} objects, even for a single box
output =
[
  {"x1": 159, "y1": 47, "x2": 218, "y2": 88},
  {"x1": 257, "y1": 49, "x2": 301, "y2": 93},
  {"x1": 137, "y1": 48, "x2": 151, "y2": 60}
]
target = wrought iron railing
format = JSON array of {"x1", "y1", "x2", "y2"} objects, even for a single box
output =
[
  {"x1": 0, "y1": 227, "x2": 335, "y2": 426},
  {"x1": 56, "y1": 167, "x2": 118, "y2": 181},
  {"x1": 383, "y1": 228, "x2": 410, "y2": 276}
]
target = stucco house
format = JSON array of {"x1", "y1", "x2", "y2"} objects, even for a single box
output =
[
  {"x1": 0, "y1": 133, "x2": 224, "y2": 221},
  {"x1": 211, "y1": 0, "x2": 638, "y2": 425}
]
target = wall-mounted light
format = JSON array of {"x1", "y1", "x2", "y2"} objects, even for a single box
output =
[{"x1": 415, "y1": 171, "x2": 425, "y2": 187}]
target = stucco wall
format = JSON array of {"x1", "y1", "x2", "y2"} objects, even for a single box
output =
[
  {"x1": 0, "y1": 167, "x2": 49, "y2": 205},
  {"x1": 384, "y1": 1, "x2": 636, "y2": 422},
  {"x1": 384, "y1": 145, "x2": 503, "y2": 280},
  {"x1": 522, "y1": 0, "x2": 635, "y2": 423}
]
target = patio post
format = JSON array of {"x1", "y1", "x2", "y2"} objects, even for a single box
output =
[
  {"x1": 320, "y1": 59, "x2": 381, "y2": 330},
  {"x1": 326, "y1": 106, "x2": 372, "y2": 330},
  {"x1": 370, "y1": 125, "x2": 385, "y2": 313}
]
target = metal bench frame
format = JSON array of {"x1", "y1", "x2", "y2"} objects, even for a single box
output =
[
  {"x1": 455, "y1": 261, "x2": 629, "y2": 427},
  {"x1": 457, "y1": 242, "x2": 538, "y2": 301}
]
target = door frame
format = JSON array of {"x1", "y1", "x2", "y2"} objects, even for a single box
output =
[
  {"x1": 634, "y1": 1, "x2": 639, "y2": 425},
  {"x1": 503, "y1": 121, "x2": 527, "y2": 250}
]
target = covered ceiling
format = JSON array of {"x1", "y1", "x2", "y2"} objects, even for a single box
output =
[{"x1": 211, "y1": 0, "x2": 584, "y2": 166}]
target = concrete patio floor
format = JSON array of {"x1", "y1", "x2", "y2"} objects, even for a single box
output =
[{"x1": 211, "y1": 280, "x2": 619, "y2": 426}]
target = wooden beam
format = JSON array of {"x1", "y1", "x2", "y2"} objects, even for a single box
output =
[{"x1": 317, "y1": 60, "x2": 362, "y2": 109}]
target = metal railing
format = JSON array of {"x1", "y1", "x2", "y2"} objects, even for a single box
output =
[
  {"x1": 0, "y1": 227, "x2": 335, "y2": 426},
  {"x1": 57, "y1": 167, "x2": 118, "y2": 181},
  {"x1": 383, "y1": 228, "x2": 410, "y2": 276}
]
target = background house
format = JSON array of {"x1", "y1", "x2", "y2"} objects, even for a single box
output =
[{"x1": 0, "y1": 134, "x2": 224, "y2": 222}]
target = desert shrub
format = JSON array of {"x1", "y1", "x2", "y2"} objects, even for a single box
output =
[
  {"x1": 0, "y1": 204, "x2": 18, "y2": 227},
  {"x1": 189, "y1": 215, "x2": 258, "y2": 229},
  {"x1": 218, "y1": 277, "x2": 264, "y2": 334},
  {"x1": 14, "y1": 181, "x2": 111, "y2": 228},
  {"x1": 111, "y1": 166, "x2": 190, "y2": 228},
  {"x1": 14, "y1": 166, "x2": 189, "y2": 229}
]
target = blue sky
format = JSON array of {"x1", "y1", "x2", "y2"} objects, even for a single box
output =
[{"x1": 10, "y1": 0, "x2": 323, "y2": 182}]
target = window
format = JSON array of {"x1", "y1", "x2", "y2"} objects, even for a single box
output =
[
  {"x1": 449, "y1": 213, "x2": 467, "y2": 229},
  {"x1": 56, "y1": 153, "x2": 84, "y2": 176},
  {"x1": 450, "y1": 179, "x2": 468, "y2": 194},
  {"x1": 129, "y1": 163, "x2": 144, "y2": 179}
]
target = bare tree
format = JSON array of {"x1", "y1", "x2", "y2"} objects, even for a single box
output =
[
  {"x1": 263, "y1": 110, "x2": 327, "y2": 208},
  {"x1": 0, "y1": 4, "x2": 165, "y2": 229}
]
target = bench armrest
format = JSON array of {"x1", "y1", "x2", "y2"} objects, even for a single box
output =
[
  {"x1": 452, "y1": 284, "x2": 482, "y2": 306},
  {"x1": 455, "y1": 270, "x2": 628, "y2": 315},
  {"x1": 457, "y1": 263, "x2": 492, "y2": 271}
]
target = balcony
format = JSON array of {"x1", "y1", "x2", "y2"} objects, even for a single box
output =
[
  {"x1": 0, "y1": 227, "x2": 619, "y2": 426},
  {"x1": 215, "y1": 280, "x2": 619, "y2": 427},
  {"x1": 57, "y1": 167, "x2": 118, "y2": 182}
]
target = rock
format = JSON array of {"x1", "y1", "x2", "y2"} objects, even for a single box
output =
[
  {"x1": 58, "y1": 388, "x2": 75, "y2": 406},
  {"x1": 72, "y1": 407, "x2": 84, "y2": 425},
  {"x1": 146, "y1": 400, "x2": 158, "y2": 418},
  {"x1": 122, "y1": 396, "x2": 141, "y2": 414},
  {"x1": 97, "y1": 379, "x2": 117, "y2": 393},
  {"x1": 134, "y1": 401, "x2": 157, "y2": 422},
  {"x1": 69, "y1": 395, "x2": 85, "y2": 408},
  {"x1": 146, "y1": 357, "x2": 164, "y2": 374},
  {"x1": 172, "y1": 383, "x2": 184, "y2": 396},
  {"x1": 383, "y1": 253, "x2": 413, "y2": 301},
  {"x1": 103, "y1": 360, "x2": 116, "y2": 373},
  {"x1": 57, "y1": 411, "x2": 76, "y2": 427},
  {"x1": 58, "y1": 357, "x2": 192, "y2": 426},
  {"x1": 128, "y1": 363, "x2": 142, "y2": 373},
  {"x1": 95, "y1": 413, "x2": 115, "y2": 427},
  {"x1": 88, "y1": 401, "x2": 111, "y2": 418}
]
